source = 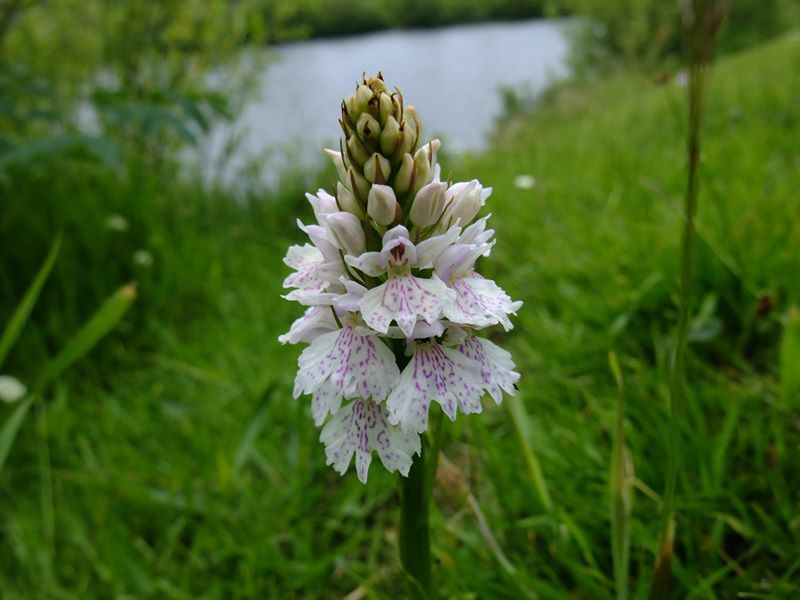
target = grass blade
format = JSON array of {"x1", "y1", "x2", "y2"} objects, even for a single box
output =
[
  {"x1": 0, "y1": 283, "x2": 136, "y2": 474},
  {"x1": 505, "y1": 394, "x2": 553, "y2": 512},
  {"x1": 779, "y1": 307, "x2": 800, "y2": 406},
  {"x1": 0, "y1": 396, "x2": 35, "y2": 474},
  {"x1": 609, "y1": 352, "x2": 631, "y2": 600},
  {"x1": 0, "y1": 234, "x2": 62, "y2": 369},
  {"x1": 35, "y1": 283, "x2": 137, "y2": 392}
]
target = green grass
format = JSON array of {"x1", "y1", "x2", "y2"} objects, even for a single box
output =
[{"x1": 1, "y1": 33, "x2": 799, "y2": 598}]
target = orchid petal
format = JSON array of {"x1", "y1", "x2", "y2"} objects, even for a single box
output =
[{"x1": 320, "y1": 399, "x2": 421, "y2": 483}]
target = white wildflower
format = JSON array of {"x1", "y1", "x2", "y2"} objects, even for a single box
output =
[
  {"x1": 132, "y1": 250, "x2": 153, "y2": 268},
  {"x1": 0, "y1": 375, "x2": 27, "y2": 403},
  {"x1": 105, "y1": 214, "x2": 129, "y2": 232},
  {"x1": 513, "y1": 174, "x2": 536, "y2": 190}
]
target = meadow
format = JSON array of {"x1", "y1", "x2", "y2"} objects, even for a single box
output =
[{"x1": 1, "y1": 27, "x2": 799, "y2": 600}]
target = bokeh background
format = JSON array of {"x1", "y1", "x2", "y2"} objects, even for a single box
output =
[{"x1": 1, "y1": 1, "x2": 799, "y2": 597}]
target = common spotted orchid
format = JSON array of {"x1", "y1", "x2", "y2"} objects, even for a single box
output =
[{"x1": 280, "y1": 73, "x2": 521, "y2": 483}]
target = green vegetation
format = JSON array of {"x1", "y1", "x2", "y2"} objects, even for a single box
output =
[
  {"x1": 555, "y1": 0, "x2": 798, "y2": 72},
  {"x1": 1, "y1": 24, "x2": 797, "y2": 596}
]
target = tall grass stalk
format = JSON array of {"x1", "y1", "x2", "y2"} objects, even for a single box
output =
[
  {"x1": 650, "y1": 2, "x2": 726, "y2": 598},
  {"x1": 505, "y1": 395, "x2": 553, "y2": 512},
  {"x1": 609, "y1": 352, "x2": 631, "y2": 600}
]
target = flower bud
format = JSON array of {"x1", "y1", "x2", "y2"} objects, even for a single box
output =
[
  {"x1": 364, "y1": 153, "x2": 391, "y2": 184},
  {"x1": 324, "y1": 149, "x2": 348, "y2": 183},
  {"x1": 379, "y1": 93, "x2": 394, "y2": 126},
  {"x1": 357, "y1": 112, "x2": 381, "y2": 145},
  {"x1": 356, "y1": 84, "x2": 373, "y2": 109},
  {"x1": 325, "y1": 211, "x2": 366, "y2": 256},
  {"x1": 442, "y1": 180, "x2": 490, "y2": 226},
  {"x1": 421, "y1": 139, "x2": 441, "y2": 177},
  {"x1": 409, "y1": 181, "x2": 447, "y2": 227},
  {"x1": 337, "y1": 181, "x2": 364, "y2": 218},
  {"x1": 395, "y1": 125, "x2": 415, "y2": 157},
  {"x1": 380, "y1": 116, "x2": 401, "y2": 156},
  {"x1": 306, "y1": 189, "x2": 338, "y2": 220},
  {"x1": 404, "y1": 105, "x2": 421, "y2": 150},
  {"x1": 412, "y1": 148, "x2": 431, "y2": 192},
  {"x1": 348, "y1": 166, "x2": 370, "y2": 201},
  {"x1": 344, "y1": 84, "x2": 372, "y2": 120},
  {"x1": 394, "y1": 153, "x2": 415, "y2": 194},
  {"x1": 364, "y1": 74, "x2": 387, "y2": 94},
  {"x1": 347, "y1": 135, "x2": 370, "y2": 167},
  {"x1": 367, "y1": 184, "x2": 398, "y2": 225}
]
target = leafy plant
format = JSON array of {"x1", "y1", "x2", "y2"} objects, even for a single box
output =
[{"x1": 0, "y1": 236, "x2": 136, "y2": 473}]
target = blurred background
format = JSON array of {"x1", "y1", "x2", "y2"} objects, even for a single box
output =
[{"x1": 1, "y1": 1, "x2": 799, "y2": 598}]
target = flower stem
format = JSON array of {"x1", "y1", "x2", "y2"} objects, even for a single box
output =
[
  {"x1": 650, "y1": 2, "x2": 725, "y2": 597},
  {"x1": 394, "y1": 341, "x2": 435, "y2": 598},
  {"x1": 399, "y1": 439, "x2": 432, "y2": 599}
]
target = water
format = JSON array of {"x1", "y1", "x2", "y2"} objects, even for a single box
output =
[{"x1": 203, "y1": 19, "x2": 569, "y2": 184}]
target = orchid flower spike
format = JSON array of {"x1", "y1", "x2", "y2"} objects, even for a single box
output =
[{"x1": 280, "y1": 73, "x2": 521, "y2": 483}]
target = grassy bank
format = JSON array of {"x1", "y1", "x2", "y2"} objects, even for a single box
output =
[{"x1": 1, "y1": 33, "x2": 799, "y2": 598}]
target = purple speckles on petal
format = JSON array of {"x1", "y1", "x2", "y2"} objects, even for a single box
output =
[
  {"x1": 294, "y1": 325, "x2": 400, "y2": 424},
  {"x1": 456, "y1": 335, "x2": 521, "y2": 405},
  {"x1": 387, "y1": 341, "x2": 485, "y2": 433},
  {"x1": 320, "y1": 399, "x2": 421, "y2": 483},
  {"x1": 443, "y1": 274, "x2": 521, "y2": 330},
  {"x1": 360, "y1": 274, "x2": 450, "y2": 337}
]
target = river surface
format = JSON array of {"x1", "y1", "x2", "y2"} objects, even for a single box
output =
[{"x1": 203, "y1": 19, "x2": 570, "y2": 184}]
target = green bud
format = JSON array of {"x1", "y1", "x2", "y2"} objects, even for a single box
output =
[
  {"x1": 412, "y1": 148, "x2": 431, "y2": 193},
  {"x1": 393, "y1": 126, "x2": 414, "y2": 158},
  {"x1": 337, "y1": 181, "x2": 364, "y2": 218},
  {"x1": 409, "y1": 181, "x2": 447, "y2": 228},
  {"x1": 404, "y1": 105, "x2": 421, "y2": 151},
  {"x1": 344, "y1": 95, "x2": 360, "y2": 120},
  {"x1": 348, "y1": 166, "x2": 370, "y2": 201},
  {"x1": 356, "y1": 85, "x2": 373, "y2": 111},
  {"x1": 380, "y1": 116, "x2": 401, "y2": 156},
  {"x1": 394, "y1": 153, "x2": 415, "y2": 195},
  {"x1": 379, "y1": 93, "x2": 394, "y2": 126},
  {"x1": 364, "y1": 153, "x2": 391, "y2": 184},
  {"x1": 347, "y1": 134, "x2": 370, "y2": 168},
  {"x1": 367, "y1": 184, "x2": 398, "y2": 226},
  {"x1": 364, "y1": 74, "x2": 387, "y2": 94},
  {"x1": 357, "y1": 112, "x2": 381, "y2": 146}
]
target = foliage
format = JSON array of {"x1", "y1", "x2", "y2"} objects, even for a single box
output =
[
  {"x1": 0, "y1": 237, "x2": 135, "y2": 475},
  {"x1": 555, "y1": 0, "x2": 799, "y2": 73},
  {"x1": 278, "y1": 0, "x2": 550, "y2": 40},
  {"x1": 0, "y1": 0, "x2": 269, "y2": 182}
]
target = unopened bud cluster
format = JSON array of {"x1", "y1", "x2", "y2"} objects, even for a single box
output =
[{"x1": 280, "y1": 73, "x2": 521, "y2": 483}]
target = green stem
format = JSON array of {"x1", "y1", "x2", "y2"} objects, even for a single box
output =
[
  {"x1": 651, "y1": 1, "x2": 724, "y2": 595},
  {"x1": 399, "y1": 439, "x2": 432, "y2": 599},
  {"x1": 394, "y1": 341, "x2": 434, "y2": 598}
]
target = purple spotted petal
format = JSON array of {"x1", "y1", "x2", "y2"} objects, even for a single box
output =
[
  {"x1": 360, "y1": 274, "x2": 452, "y2": 337},
  {"x1": 387, "y1": 341, "x2": 484, "y2": 433},
  {"x1": 282, "y1": 244, "x2": 326, "y2": 291},
  {"x1": 320, "y1": 399, "x2": 421, "y2": 483},
  {"x1": 278, "y1": 306, "x2": 338, "y2": 345},
  {"x1": 294, "y1": 325, "x2": 400, "y2": 422},
  {"x1": 443, "y1": 274, "x2": 522, "y2": 330},
  {"x1": 456, "y1": 335, "x2": 520, "y2": 404}
]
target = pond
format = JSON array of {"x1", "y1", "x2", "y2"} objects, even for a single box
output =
[{"x1": 202, "y1": 19, "x2": 570, "y2": 185}]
